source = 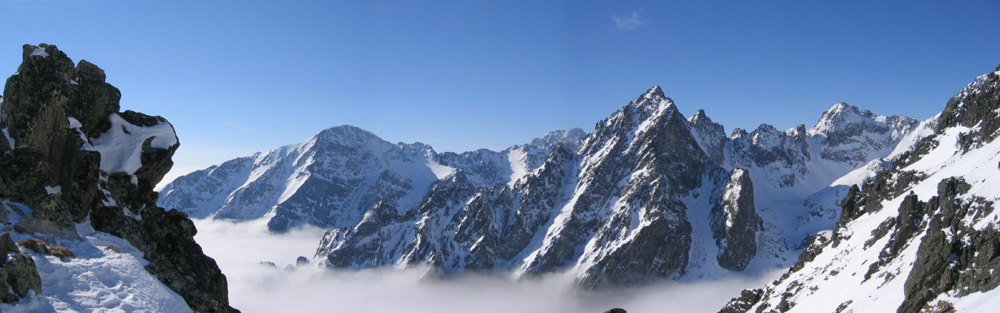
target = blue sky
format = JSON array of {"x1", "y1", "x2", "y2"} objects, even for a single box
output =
[{"x1": 2, "y1": 0, "x2": 999, "y2": 179}]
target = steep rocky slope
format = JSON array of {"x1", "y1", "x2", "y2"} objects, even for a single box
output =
[
  {"x1": 0, "y1": 44, "x2": 236, "y2": 312},
  {"x1": 718, "y1": 65, "x2": 1000, "y2": 313}
]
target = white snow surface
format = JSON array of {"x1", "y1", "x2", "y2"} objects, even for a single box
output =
[
  {"x1": 0, "y1": 218, "x2": 191, "y2": 312},
  {"x1": 29, "y1": 47, "x2": 49, "y2": 58},
  {"x1": 90, "y1": 113, "x2": 177, "y2": 176},
  {"x1": 743, "y1": 112, "x2": 1000, "y2": 312},
  {"x1": 2, "y1": 127, "x2": 15, "y2": 149},
  {"x1": 44, "y1": 185, "x2": 61, "y2": 195}
]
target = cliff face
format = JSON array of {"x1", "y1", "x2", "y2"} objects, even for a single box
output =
[{"x1": 0, "y1": 44, "x2": 237, "y2": 312}]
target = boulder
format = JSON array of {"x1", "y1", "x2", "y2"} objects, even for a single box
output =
[{"x1": 0, "y1": 233, "x2": 42, "y2": 303}]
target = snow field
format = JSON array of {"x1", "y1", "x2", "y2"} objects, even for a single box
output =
[{"x1": 0, "y1": 219, "x2": 191, "y2": 312}]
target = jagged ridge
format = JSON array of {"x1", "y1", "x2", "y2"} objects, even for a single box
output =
[
  {"x1": 718, "y1": 64, "x2": 1000, "y2": 313},
  {"x1": 161, "y1": 84, "x2": 919, "y2": 288}
]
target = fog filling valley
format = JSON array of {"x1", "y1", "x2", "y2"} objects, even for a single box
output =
[{"x1": 192, "y1": 218, "x2": 782, "y2": 313}]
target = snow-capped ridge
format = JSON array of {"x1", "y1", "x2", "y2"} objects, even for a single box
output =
[
  {"x1": 632, "y1": 85, "x2": 678, "y2": 120},
  {"x1": 162, "y1": 80, "x2": 925, "y2": 291},
  {"x1": 528, "y1": 128, "x2": 587, "y2": 151},
  {"x1": 160, "y1": 123, "x2": 588, "y2": 232},
  {"x1": 719, "y1": 63, "x2": 1000, "y2": 313}
]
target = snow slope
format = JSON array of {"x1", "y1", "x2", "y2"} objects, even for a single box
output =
[
  {"x1": 0, "y1": 204, "x2": 191, "y2": 312},
  {"x1": 720, "y1": 65, "x2": 1000, "y2": 313}
]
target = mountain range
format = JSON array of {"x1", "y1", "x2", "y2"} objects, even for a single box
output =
[
  {"x1": 6, "y1": 42, "x2": 998, "y2": 312},
  {"x1": 160, "y1": 84, "x2": 923, "y2": 288}
]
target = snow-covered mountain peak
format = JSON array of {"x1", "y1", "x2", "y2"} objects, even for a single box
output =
[
  {"x1": 935, "y1": 65, "x2": 999, "y2": 152},
  {"x1": 632, "y1": 85, "x2": 676, "y2": 117},
  {"x1": 809, "y1": 102, "x2": 866, "y2": 135},
  {"x1": 796, "y1": 101, "x2": 920, "y2": 167},
  {"x1": 312, "y1": 125, "x2": 388, "y2": 148},
  {"x1": 643, "y1": 85, "x2": 665, "y2": 99},
  {"x1": 729, "y1": 127, "x2": 750, "y2": 139},
  {"x1": 687, "y1": 109, "x2": 710, "y2": 124},
  {"x1": 689, "y1": 109, "x2": 728, "y2": 164},
  {"x1": 528, "y1": 128, "x2": 587, "y2": 151},
  {"x1": 808, "y1": 102, "x2": 917, "y2": 138}
]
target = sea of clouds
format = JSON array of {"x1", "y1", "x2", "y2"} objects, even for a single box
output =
[{"x1": 193, "y1": 218, "x2": 780, "y2": 313}]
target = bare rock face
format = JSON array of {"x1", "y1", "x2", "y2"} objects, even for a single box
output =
[
  {"x1": 0, "y1": 44, "x2": 109, "y2": 237},
  {"x1": 711, "y1": 168, "x2": 762, "y2": 271},
  {"x1": 0, "y1": 233, "x2": 41, "y2": 303},
  {"x1": 938, "y1": 66, "x2": 999, "y2": 151},
  {"x1": 1, "y1": 44, "x2": 237, "y2": 312}
]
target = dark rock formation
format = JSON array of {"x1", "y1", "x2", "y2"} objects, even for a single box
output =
[
  {"x1": 0, "y1": 233, "x2": 42, "y2": 303},
  {"x1": 718, "y1": 288, "x2": 763, "y2": 313},
  {"x1": 938, "y1": 66, "x2": 999, "y2": 151},
  {"x1": 1, "y1": 44, "x2": 237, "y2": 312},
  {"x1": 898, "y1": 178, "x2": 998, "y2": 313},
  {"x1": 711, "y1": 168, "x2": 762, "y2": 271}
]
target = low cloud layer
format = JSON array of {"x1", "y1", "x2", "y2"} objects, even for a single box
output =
[{"x1": 193, "y1": 218, "x2": 779, "y2": 313}]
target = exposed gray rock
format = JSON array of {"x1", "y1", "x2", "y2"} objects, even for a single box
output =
[
  {"x1": 938, "y1": 66, "x2": 1000, "y2": 151},
  {"x1": 0, "y1": 232, "x2": 41, "y2": 303},
  {"x1": 718, "y1": 288, "x2": 763, "y2": 313},
  {"x1": 711, "y1": 168, "x2": 762, "y2": 271},
  {"x1": 1, "y1": 44, "x2": 237, "y2": 312},
  {"x1": 898, "y1": 178, "x2": 999, "y2": 313}
]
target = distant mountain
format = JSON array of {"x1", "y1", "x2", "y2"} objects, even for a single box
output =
[
  {"x1": 157, "y1": 126, "x2": 586, "y2": 232},
  {"x1": 719, "y1": 65, "x2": 1000, "y2": 312},
  {"x1": 160, "y1": 86, "x2": 919, "y2": 288}
]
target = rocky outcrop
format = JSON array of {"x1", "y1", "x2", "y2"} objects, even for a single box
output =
[
  {"x1": 711, "y1": 168, "x2": 762, "y2": 271},
  {"x1": 937, "y1": 65, "x2": 999, "y2": 151},
  {"x1": 897, "y1": 178, "x2": 998, "y2": 313},
  {"x1": 0, "y1": 233, "x2": 41, "y2": 303},
  {"x1": 1, "y1": 44, "x2": 237, "y2": 312},
  {"x1": 718, "y1": 288, "x2": 763, "y2": 313}
]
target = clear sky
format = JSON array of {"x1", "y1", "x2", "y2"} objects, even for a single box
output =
[{"x1": 2, "y1": 0, "x2": 999, "y2": 181}]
